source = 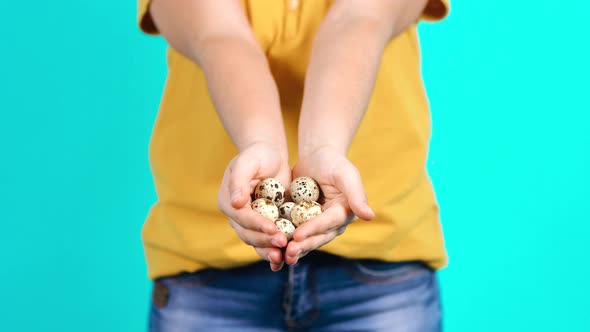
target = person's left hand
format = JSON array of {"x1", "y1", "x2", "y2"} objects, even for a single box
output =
[{"x1": 284, "y1": 145, "x2": 375, "y2": 265}]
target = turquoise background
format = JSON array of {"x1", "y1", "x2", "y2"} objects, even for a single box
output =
[{"x1": 0, "y1": 1, "x2": 588, "y2": 331}]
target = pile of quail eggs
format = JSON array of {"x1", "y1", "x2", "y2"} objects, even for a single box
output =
[{"x1": 251, "y1": 177, "x2": 322, "y2": 240}]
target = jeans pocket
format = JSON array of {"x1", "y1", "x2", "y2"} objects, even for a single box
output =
[
  {"x1": 150, "y1": 269, "x2": 225, "y2": 310},
  {"x1": 345, "y1": 259, "x2": 432, "y2": 285}
]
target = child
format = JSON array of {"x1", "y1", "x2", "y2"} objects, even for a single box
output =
[{"x1": 139, "y1": 0, "x2": 449, "y2": 330}]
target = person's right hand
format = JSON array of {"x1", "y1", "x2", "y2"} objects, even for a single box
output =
[{"x1": 217, "y1": 141, "x2": 291, "y2": 271}]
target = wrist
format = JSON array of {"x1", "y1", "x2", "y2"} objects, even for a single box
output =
[
  {"x1": 298, "y1": 143, "x2": 346, "y2": 161},
  {"x1": 242, "y1": 140, "x2": 289, "y2": 163}
]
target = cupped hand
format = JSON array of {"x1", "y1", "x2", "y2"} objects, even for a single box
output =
[
  {"x1": 217, "y1": 142, "x2": 291, "y2": 271},
  {"x1": 285, "y1": 145, "x2": 375, "y2": 265}
]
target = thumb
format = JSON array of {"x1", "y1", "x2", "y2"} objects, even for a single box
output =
[
  {"x1": 228, "y1": 156, "x2": 259, "y2": 209},
  {"x1": 333, "y1": 162, "x2": 375, "y2": 221}
]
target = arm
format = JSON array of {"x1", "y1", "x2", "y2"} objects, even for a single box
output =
[
  {"x1": 151, "y1": 0, "x2": 288, "y2": 158},
  {"x1": 299, "y1": 0, "x2": 428, "y2": 157},
  {"x1": 287, "y1": 0, "x2": 429, "y2": 265},
  {"x1": 150, "y1": 0, "x2": 291, "y2": 271}
]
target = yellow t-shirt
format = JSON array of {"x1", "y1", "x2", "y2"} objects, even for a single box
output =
[{"x1": 138, "y1": 0, "x2": 450, "y2": 280}]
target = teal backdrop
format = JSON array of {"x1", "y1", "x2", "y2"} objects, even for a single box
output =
[{"x1": 0, "y1": 1, "x2": 588, "y2": 331}]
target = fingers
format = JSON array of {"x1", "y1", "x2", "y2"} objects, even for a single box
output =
[
  {"x1": 284, "y1": 227, "x2": 346, "y2": 265},
  {"x1": 253, "y1": 246, "x2": 284, "y2": 268},
  {"x1": 333, "y1": 163, "x2": 375, "y2": 221},
  {"x1": 227, "y1": 155, "x2": 260, "y2": 209},
  {"x1": 230, "y1": 218, "x2": 286, "y2": 271},
  {"x1": 270, "y1": 261, "x2": 284, "y2": 272},
  {"x1": 229, "y1": 218, "x2": 287, "y2": 248},
  {"x1": 291, "y1": 202, "x2": 348, "y2": 242},
  {"x1": 219, "y1": 176, "x2": 278, "y2": 234},
  {"x1": 235, "y1": 208, "x2": 279, "y2": 234}
]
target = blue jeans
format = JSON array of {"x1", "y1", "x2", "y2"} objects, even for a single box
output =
[{"x1": 148, "y1": 251, "x2": 441, "y2": 332}]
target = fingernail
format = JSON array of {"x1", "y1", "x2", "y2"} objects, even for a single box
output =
[
  {"x1": 271, "y1": 238, "x2": 280, "y2": 247},
  {"x1": 365, "y1": 205, "x2": 375, "y2": 218},
  {"x1": 271, "y1": 261, "x2": 284, "y2": 272},
  {"x1": 230, "y1": 189, "x2": 242, "y2": 202},
  {"x1": 265, "y1": 225, "x2": 277, "y2": 234}
]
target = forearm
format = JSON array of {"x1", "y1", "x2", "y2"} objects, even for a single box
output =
[
  {"x1": 299, "y1": 20, "x2": 386, "y2": 157},
  {"x1": 150, "y1": 0, "x2": 287, "y2": 158},
  {"x1": 199, "y1": 39, "x2": 288, "y2": 158},
  {"x1": 298, "y1": 0, "x2": 427, "y2": 157}
]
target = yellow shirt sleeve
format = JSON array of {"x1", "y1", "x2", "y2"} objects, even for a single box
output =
[
  {"x1": 422, "y1": 0, "x2": 450, "y2": 21},
  {"x1": 138, "y1": 0, "x2": 157, "y2": 34}
]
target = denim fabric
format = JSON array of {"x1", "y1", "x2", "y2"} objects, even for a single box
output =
[{"x1": 148, "y1": 252, "x2": 441, "y2": 332}]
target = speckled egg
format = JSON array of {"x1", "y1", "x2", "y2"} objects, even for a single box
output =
[
  {"x1": 251, "y1": 198, "x2": 279, "y2": 221},
  {"x1": 275, "y1": 218, "x2": 296, "y2": 240},
  {"x1": 254, "y1": 178, "x2": 285, "y2": 206},
  {"x1": 290, "y1": 200, "x2": 322, "y2": 227},
  {"x1": 278, "y1": 202, "x2": 296, "y2": 221},
  {"x1": 290, "y1": 176, "x2": 320, "y2": 203}
]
